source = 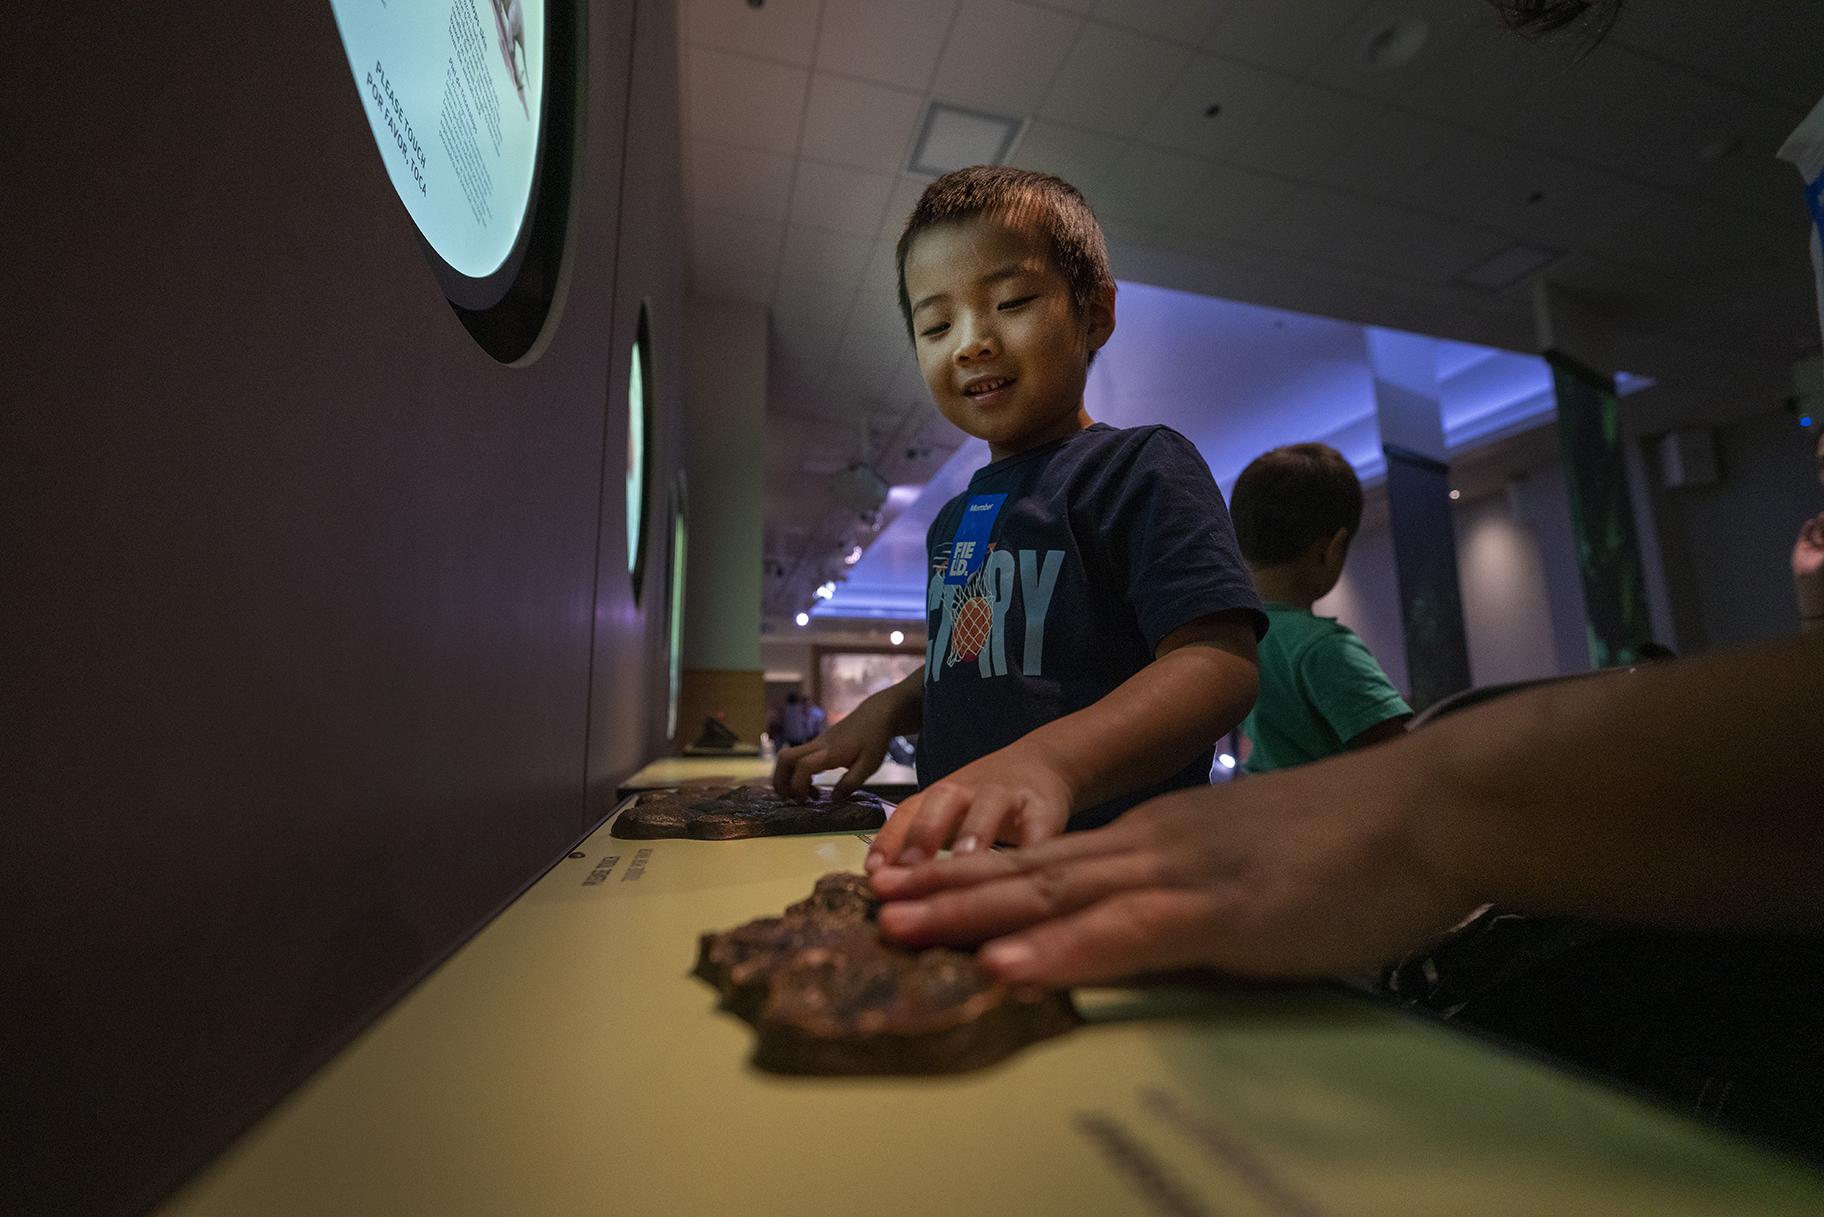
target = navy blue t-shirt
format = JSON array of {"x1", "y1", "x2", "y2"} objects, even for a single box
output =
[{"x1": 917, "y1": 423, "x2": 1265, "y2": 829}]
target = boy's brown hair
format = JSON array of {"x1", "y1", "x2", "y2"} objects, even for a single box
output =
[
  {"x1": 1230, "y1": 443, "x2": 1364, "y2": 567},
  {"x1": 894, "y1": 165, "x2": 1113, "y2": 340}
]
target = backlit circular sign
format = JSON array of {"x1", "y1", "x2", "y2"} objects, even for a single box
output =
[{"x1": 329, "y1": 0, "x2": 545, "y2": 283}]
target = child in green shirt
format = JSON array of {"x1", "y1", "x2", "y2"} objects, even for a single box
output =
[{"x1": 1230, "y1": 443, "x2": 1411, "y2": 773}]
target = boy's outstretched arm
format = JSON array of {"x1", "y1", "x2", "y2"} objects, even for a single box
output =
[
  {"x1": 865, "y1": 611, "x2": 1258, "y2": 872},
  {"x1": 772, "y1": 665, "x2": 923, "y2": 801},
  {"x1": 870, "y1": 630, "x2": 1824, "y2": 986}
]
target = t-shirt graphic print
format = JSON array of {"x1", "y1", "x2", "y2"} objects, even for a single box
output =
[{"x1": 916, "y1": 424, "x2": 1264, "y2": 830}]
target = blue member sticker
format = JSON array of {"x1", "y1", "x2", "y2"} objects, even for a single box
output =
[{"x1": 943, "y1": 493, "x2": 1007, "y2": 585}]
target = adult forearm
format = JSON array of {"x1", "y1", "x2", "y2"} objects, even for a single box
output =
[
  {"x1": 1017, "y1": 645, "x2": 1258, "y2": 813},
  {"x1": 1414, "y1": 632, "x2": 1824, "y2": 929}
]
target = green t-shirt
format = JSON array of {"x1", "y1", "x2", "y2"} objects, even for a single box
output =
[{"x1": 1241, "y1": 602, "x2": 1411, "y2": 775}]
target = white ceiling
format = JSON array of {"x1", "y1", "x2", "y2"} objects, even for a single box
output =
[{"x1": 674, "y1": 0, "x2": 1824, "y2": 624}]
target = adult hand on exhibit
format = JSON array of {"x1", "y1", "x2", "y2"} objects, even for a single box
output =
[
  {"x1": 873, "y1": 632, "x2": 1824, "y2": 987},
  {"x1": 864, "y1": 745, "x2": 1075, "y2": 873},
  {"x1": 870, "y1": 754, "x2": 1469, "y2": 986}
]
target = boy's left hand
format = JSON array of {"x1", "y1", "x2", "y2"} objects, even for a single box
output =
[{"x1": 866, "y1": 747, "x2": 1073, "y2": 872}]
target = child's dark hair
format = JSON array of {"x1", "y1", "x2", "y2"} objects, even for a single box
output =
[
  {"x1": 1230, "y1": 443, "x2": 1364, "y2": 567},
  {"x1": 1488, "y1": 0, "x2": 1623, "y2": 40},
  {"x1": 894, "y1": 165, "x2": 1113, "y2": 339}
]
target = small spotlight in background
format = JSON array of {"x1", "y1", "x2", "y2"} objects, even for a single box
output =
[
  {"x1": 1217, "y1": 753, "x2": 1236, "y2": 770},
  {"x1": 889, "y1": 630, "x2": 905, "y2": 646},
  {"x1": 794, "y1": 611, "x2": 809, "y2": 627}
]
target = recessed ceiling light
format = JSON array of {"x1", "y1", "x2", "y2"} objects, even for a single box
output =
[
  {"x1": 1361, "y1": 18, "x2": 1429, "y2": 69},
  {"x1": 1449, "y1": 489, "x2": 1461, "y2": 500},
  {"x1": 889, "y1": 630, "x2": 905, "y2": 646},
  {"x1": 1454, "y1": 242, "x2": 1563, "y2": 292},
  {"x1": 794, "y1": 611, "x2": 810, "y2": 627},
  {"x1": 907, "y1": 101, "x2": 1025, "y2": 179}
]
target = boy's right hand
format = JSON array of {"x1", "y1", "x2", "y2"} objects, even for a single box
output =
[{"x1": 772, "y1": 699, "x2": 894, "y2": 802}]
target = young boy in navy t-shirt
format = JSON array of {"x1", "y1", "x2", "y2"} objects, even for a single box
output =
[{"x1": 773, "y1": 166, "x2": 1264, "y2": 869}]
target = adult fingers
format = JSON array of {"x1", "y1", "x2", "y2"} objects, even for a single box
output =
[
  {"x1": 830, "y1": 740, "x2": 886, "y2": 801},
  {"x1": 870, "y1": 817, "x2": 1138, "y2": 900},
  {"x1": 979, "y1": 889, "x2": 1234, "y2": 987},
  {"x1": 877, "y1": 850, "x2": 1165, "y2": 948}
]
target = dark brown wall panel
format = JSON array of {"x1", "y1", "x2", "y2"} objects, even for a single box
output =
[
  {"x1": 588, "y1": 0, "x2": 691, "y2": 814},
  {"x1": 2, "y1": 3, "x2": 673, "y2": 1214}
]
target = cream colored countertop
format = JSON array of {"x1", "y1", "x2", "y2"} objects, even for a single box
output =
[{"x1": 160, "y1": 804, "x2": 1824, "y2": 1217}]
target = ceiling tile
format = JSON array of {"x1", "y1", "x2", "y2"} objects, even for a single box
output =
[
  {"x1": 1388, "y1": 130, "x2": 1509, "y2": 217},
  {"x1": 789, "y1": 161, "x2": 898, "y2": 237},
  {"x1": 684, "y1": 48, "x2": 809, "y2": 155},
  {"x1": 849, "y1": 274, "x2": 912, "y2": 340},
  {"x1": 799, "y1": 74, "x2": 926, "y2": 174},
  {"x1": 1098, "y1": 215, "x2": 1172, "y2": 255},
  {"x1": 781, "y1": 225, "x2": 877, "y2": 284},
  {"x1": 878, "y1": 179, "x2": 928, "y2": 242},
  {"x1": 1470, "y1": 152, "x2": 1663, "y2": 253},
  {"x1": 690, "y1": 211, "x2": 785, "y2": 281},
  {"x1": 1135, "y1": 52, "x2": 1293, "y2": 159},
  {"x1": 686, "y1": 140, "x2": 796, "y2": 224},
  {"x1": 1037, "y1": 23, "x2": 1194, "y2": 137},
  {"x1": 1088, "y1": 147, "x2": 1210, "y2": 226},
  {"x1": 682, "y1": 0, "x2": 822, "y2": 66},
  {"x1": 692, "y1": 270, "x2": 778, "y2": 307},
  {"x1": 1205, "y1": 0, "x2": 1368, "y2": 75},
  {"x1": 1324, "y1": 109, "x2": 1457, "y2": 206},
  {"x1": 1168, "y1": 161, "x2": 1298, "y2": 240},
  {"x1": 1091, "y1": 0, "x2": 1232, "y2": 45},
  {"x1": 770, "y1": 354, "x2": 834, "y2": 398},
  {"x1": 1612, "y1": 0, "x2": 1824, "y2": 113},
  {"x1": 818, "y1": 0, "x2": 960, "y2": 92},
  {"x1": 1304, "y1": 0, "x2": 1473, "y2": 105},
  {"x1": 1697, "y1": 150, "x2": 1814, "y2": 226},
  {"x1": 1385, "y1": 6, "x2": 1567, "y2": 129},
  {"x1": 931, "y1": 0, "x2": 1083, "y2": 116},
  {"x1": 821, "y1": 355, "x2": 889, "y2": 405},
  {"x1": 1005, "y1": 120, "x2": 1128, "y2": 194},
  {"x1": 1225, "y1": 80, "x2": 1378, "y2": 182},
  {"x1": 1586, "y1": 197, "x2": 1797, "y2": 274},
  {"x1": 770, "y1": 276, "x2": 856, "y2": 365},
  {"x1": 830, "y1": 335, "x2": 905, "y2": 392},
  {"x1": 1320, "y1": 196, "x2": 1513, "y2": 285}
]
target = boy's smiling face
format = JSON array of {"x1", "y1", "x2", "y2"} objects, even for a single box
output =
[{"x1": 902, "y1": 215, "x2": 1115, "y2": 462}]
